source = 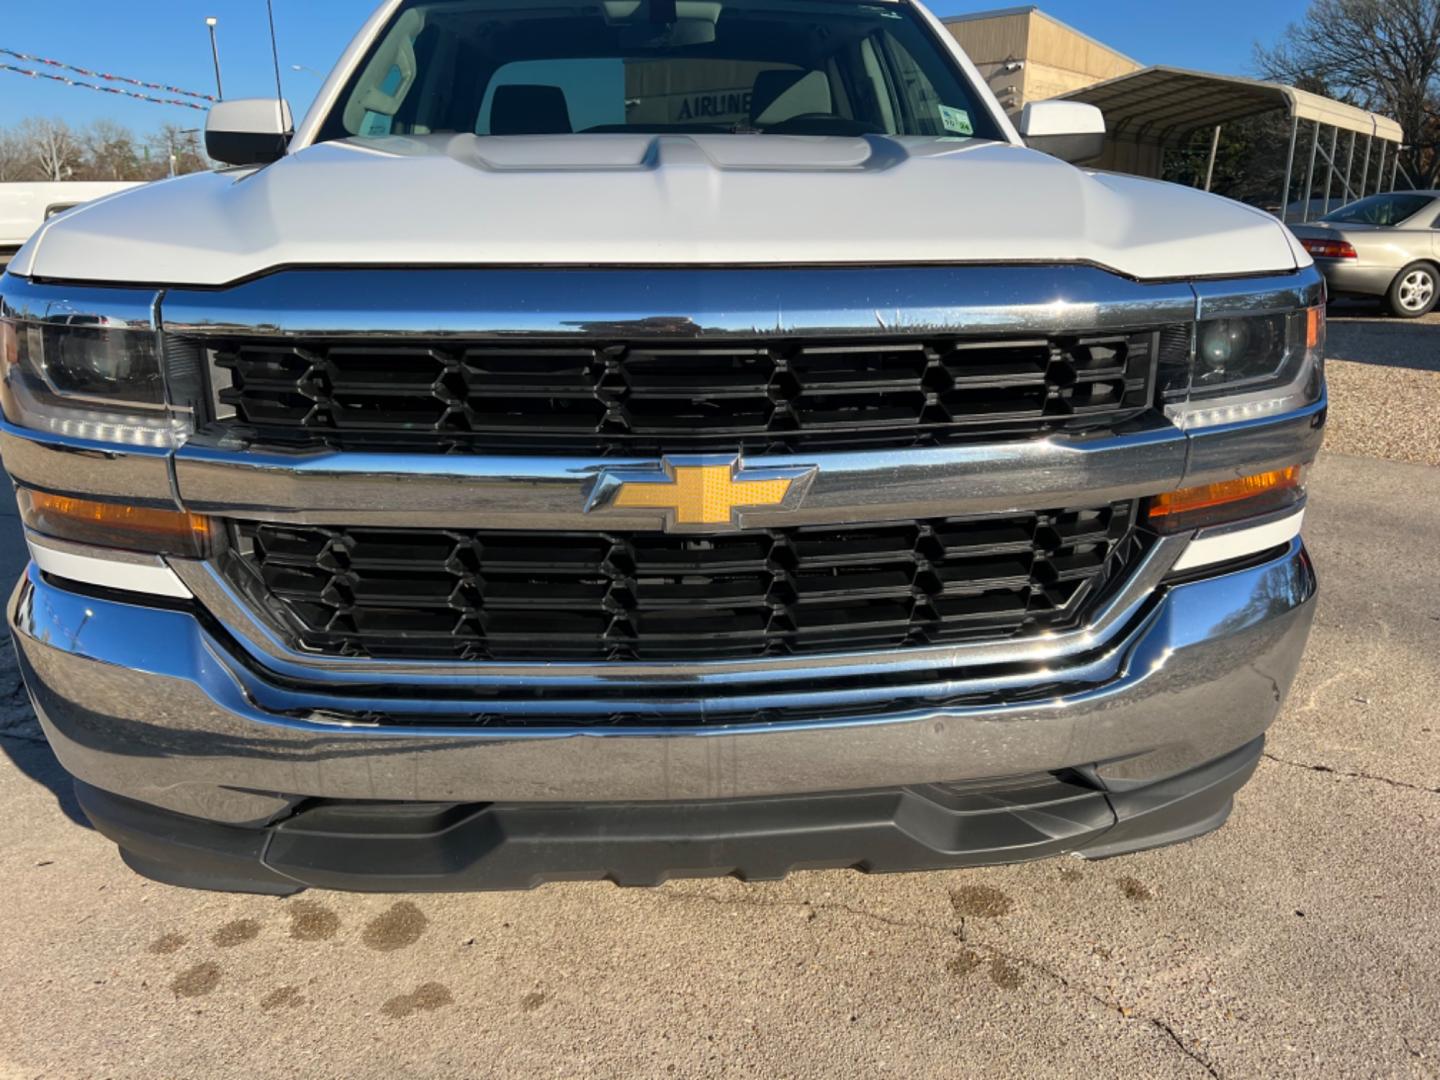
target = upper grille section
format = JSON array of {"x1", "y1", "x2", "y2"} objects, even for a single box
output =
[
  {"x1": 209, "y1": 331, "x2": 1161, "y2": 454},
  {"x1": 228, "y1": 503, "x2": 1141, "y2": 663}
]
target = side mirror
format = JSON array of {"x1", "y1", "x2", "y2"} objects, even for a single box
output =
[
  {"x1": 205, "y1": 99, "x2": 294, "y2": 167},
  {"x1": 1019, "y1": 102, "x2": 1106, "y2": 164}
]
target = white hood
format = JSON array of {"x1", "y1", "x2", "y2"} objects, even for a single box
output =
[{"x1": 15, "y1": 134, "x2": 1302, "y2": 286}]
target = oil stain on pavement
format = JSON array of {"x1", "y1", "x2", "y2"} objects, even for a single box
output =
[
  {"x1": 260, "y1": 985, "x2": 306, "y2": 1011},
  {"x1": 146, "y1": 932, "x2": 187, "y2": 955},
  {"x1": 380, "y1": 982, "x2": 452, "y2": 1019},
  {"x1": 362, "y1": 901, "x2": 428, "y2": 951},
  {"x1": 945, "y1": 950, "x2": 984, "y2": 978},
  {"x1": 986, "y1": 956, "x2": 1023, "y2": 990},
  {"x1": 946, "y1": 948, "x2": 1024, "y2": 991},
  {"x1": 1118, "y1": 877, "x2": 1153, "y2": 901},
  {"x1": 288, "y1": 899, "x2": 340, "y2": 941},
  {"x1": 171, "y1": 961, "x2": 221, "y2": 998},
  {"x1": 949, "y1": 884, "x2": 1014, "y2": 917},
  {"x1": 211, "y1": 919, "x2": 261, "y2": 947}
]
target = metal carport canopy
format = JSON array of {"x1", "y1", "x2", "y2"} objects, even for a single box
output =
[{"x1": 1060, "y1": 66, "x2": 1404, "y2": 146}]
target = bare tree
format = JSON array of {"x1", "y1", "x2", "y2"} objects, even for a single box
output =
[
  {"x1": 0, "y1": 117, "x2": 211, "y2": 183},
  {"x1": 1257, "y1": 0, "x2": 1440, "y2": 187},
  {"x1": 0, "y1": 128, "x2": 27, "y2": 181},
  {"x1": 18, "y1": 117, "x2": 83, "y2": 181},
  {"x1": 146, "y1": 124, "x2": 208, "y2": 179},
  {"x1": 81, "y1": 119, "x2": 141, "y2": 181}
]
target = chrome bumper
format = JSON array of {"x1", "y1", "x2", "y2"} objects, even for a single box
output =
[
  {"x1": 1, "y1": 263, "x2": 1325, "y2": 838},
  {"x1": 11, "y1": 539, "x2": 1316, "y2": 827}
]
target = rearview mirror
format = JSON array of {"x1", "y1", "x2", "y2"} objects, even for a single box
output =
[
  {"x1": 1019, "y1": 102, "x2": 1105, "y2": 164},
  {"x1": 605, "y1": 0, "x2": 719, "y2": 45},
  {"x1": 206, "y1": 99, "x2": 294, "y2": 167}
]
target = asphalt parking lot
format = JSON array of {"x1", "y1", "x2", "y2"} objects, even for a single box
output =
[{"x1": 0, "y1": 314, "x2": 1436, "y2": 1079}]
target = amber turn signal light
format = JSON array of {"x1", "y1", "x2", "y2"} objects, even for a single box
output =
[
  {"x1": 18, "y1": 489, "x2": 211, "y2": 557},
  {"x1": 1306, "y1": 305, "x2": 1324, "y2": 350},
  {"x1": 1146, "y1": 466, "x2": 1305, "y2": 533}
]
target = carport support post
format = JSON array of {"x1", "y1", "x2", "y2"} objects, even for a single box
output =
[
  {"x1": 1390, "y1": 149, "x2": 1400, "y2": 191},
  {"x1": 1360, "y1": 135, "x2": 1372, "y2": 198},
  {"x1": 1322, "y1": 126, "x2": 1338, "y2": 215},
  {"x1": 1301, "y1": 120, "x2": 1321, "y2": 222},
  {"x1": 1203, "y1": 125, "x2": 1222, "y2": 192},
  {"x1": 1375, "y1": 141, "x2": 1388, "y2": 195},
  {"x1": 1279, "y1": 115, "x2": 1299, "y2": 223},
  {"x1": 1343, "y1": 131, "x2": 1356, "y2": 202}
]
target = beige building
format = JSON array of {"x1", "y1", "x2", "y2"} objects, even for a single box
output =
[{"x1": 941, "y1": 6, "x2": 1141, "y2": 120}]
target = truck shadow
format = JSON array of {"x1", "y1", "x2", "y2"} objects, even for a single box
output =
[
  {"x1": 1327, "y1": 301, "x2": 1440, "y2": 373},
  {"x1": 0, "y1": 492, "x2": 90, "y2": 829},
  {"x1": 0, "y1": 731, "x2": 91, "y2": 830}
]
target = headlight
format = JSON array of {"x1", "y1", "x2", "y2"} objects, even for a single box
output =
[
  {"x1": 1164, "y1": 307, "x2": 1325, "y2": 430},
  {"x1": 0, "y1": 282, "x2": 192, "y2": 448}
]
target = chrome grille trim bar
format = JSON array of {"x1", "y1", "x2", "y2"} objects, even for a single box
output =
[
  {"x1": 159, "y1": 265, "x2": 1200, "y2": 339},
  {"x1": 167, "y1": 532, "x2": 1190, "y2": 685},
  {"x1": 173, "y1": 417, "x2": 1188, "y2": 528}
]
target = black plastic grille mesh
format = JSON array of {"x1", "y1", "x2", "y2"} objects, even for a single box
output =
[
  {"x1": 210, "y1": 332, "x2": 1159, "y2": 454},
  {"x1": 230, "y1": 503, "x2": 1140, "y2": 662}
]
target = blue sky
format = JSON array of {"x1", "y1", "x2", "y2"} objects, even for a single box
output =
[{"x1": 0, "y1": 1, "x2": 1304, "y2": 131}]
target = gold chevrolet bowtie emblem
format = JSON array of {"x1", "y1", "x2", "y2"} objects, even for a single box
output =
[{"x1": 592, "y1": 458, "x2": 816, "y2": 531}]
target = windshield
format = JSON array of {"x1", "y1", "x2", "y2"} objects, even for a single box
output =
[
  {"x1": 1321, "y1": 193, "x2": 1436, "y2": 227},
  {"x1": 318, "y1": 0, "x2": 1003, "y2": 142}
]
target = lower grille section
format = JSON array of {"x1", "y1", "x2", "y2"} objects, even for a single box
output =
[{"x1": 229, "y1": 503, "x2": 1141, "y2": 662}]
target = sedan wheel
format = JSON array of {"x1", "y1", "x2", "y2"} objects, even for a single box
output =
[{"x1": 1388, "y1": 263, "x2": 1439, "y2": 318}]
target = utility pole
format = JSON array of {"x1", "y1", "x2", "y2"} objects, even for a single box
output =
[
  {"x1": 206, "y1": 17, "x2": 224, "y2": 101},
  {"x1": 168, "y1": 128, "x2": 202, "y2": 178}
]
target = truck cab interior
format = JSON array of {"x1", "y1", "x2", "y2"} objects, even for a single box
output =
[{"x1": 316, "y1": 0, "x2": 1003, "y2": 143}]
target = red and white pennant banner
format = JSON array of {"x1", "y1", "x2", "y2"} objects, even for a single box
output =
[
  {"x1": 0, "y1": 62, "x2": 209, "y2": 111},
  {"x1": 0, "y1": 47, "x2": 213, "y2": 109}
]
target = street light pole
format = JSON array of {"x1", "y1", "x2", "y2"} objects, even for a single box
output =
[
  {"x1": 206, "y1": 17, "x2": 224, "y2": 101},
  {"x1": 169, "y1": 127, "x2": 203, "y2": 177}
]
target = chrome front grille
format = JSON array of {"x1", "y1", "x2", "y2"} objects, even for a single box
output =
[
  {"x1": 160, "y1": 266, "x2": 1238, "y2": 669},
  {"x1": 206, "y1": 331, "x2": 1161, "y2": 455},
  {"x1": 226, "y1": 502, "x2": 1143, "y2": 662}
]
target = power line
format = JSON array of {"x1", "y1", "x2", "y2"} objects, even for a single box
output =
[
  {"x1": 0, "y1": 47, "x2": 214, "y2": 103},
  {"x1": 0, "y1": 62, "x2": 208, "y2": 111}
]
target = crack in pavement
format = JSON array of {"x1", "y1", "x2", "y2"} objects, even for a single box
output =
[
  {"x1": 660, "y1": 889, "x2": 1224, "y2": 1077},
  {"x1": 1154, "y1": 1018, "x2": 1222, "y2": 1079},
  {"x1": 1263, "y1": 752, "x2": 1440, "y2": 795}
]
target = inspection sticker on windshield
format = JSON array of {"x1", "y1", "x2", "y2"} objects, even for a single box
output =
[{"x1": 938, "y1": 106, "x2": 974, "y2": 136}]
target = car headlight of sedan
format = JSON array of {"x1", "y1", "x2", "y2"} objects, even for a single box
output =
[
  {"x1": 1160, "y1": 306, "x2": 1325, "y2": 430},
  {"x1": 0, "y1": 283, "x2": 194, "y2": 448}
]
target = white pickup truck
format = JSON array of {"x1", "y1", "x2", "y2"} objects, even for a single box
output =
[
  {"x1": 2, "y1": 0, "x2": 1326, "y2": 894},
  {"x1": 0, "y1": 180, "x2": 143, "y2": 266}
]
